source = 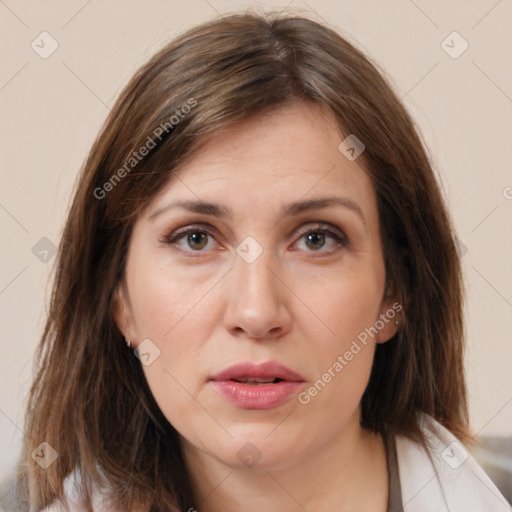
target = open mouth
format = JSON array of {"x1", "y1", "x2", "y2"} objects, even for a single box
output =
[
  {"x1": 230, "y1": 377, "x2": 284, "y2": 385},
  {"x1": 210, "y1": 362, "x2": 305, "y2": 409}
]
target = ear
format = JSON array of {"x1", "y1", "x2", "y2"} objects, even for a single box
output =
[
  {"x1": 111, "y1": 282, "x2": 137, "y2": 345},
  {"x1": 375, "y1": 295, "x2": 403, "y2": 344}
]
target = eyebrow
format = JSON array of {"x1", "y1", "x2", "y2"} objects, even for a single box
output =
[
  {"x1": 149, "y1": 196, "x2": 366, "y2": 225},
  {"x1": 284, "y1": 197, "x2": 365, "y2": 224},
  {"x1": 149, "y1": 200, "x2": 230, "y2": 220}
]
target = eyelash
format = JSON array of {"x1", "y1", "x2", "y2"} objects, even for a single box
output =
[
  {"x1": 293, "y1": 224, "x2": 348, "y2": 253},
  {"x1": 161, "y1": 222, "x2": 348, "y2": 256}
]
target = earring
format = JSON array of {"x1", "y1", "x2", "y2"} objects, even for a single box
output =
[
  {"x1": 123, "y1": 320, "x2": 131, "y2": 347},
  {"x1": 395, "y1": 320, "x2": 400, "y2": 329}
]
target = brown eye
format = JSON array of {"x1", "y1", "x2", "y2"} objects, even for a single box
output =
[
  {"x1": 305, "y1": 232, "x2": 326, "y2": 250},
  {"x1": 187, "y1": 231, "x2": 209, "y2": 250},
  {"x1": 293, "y1": 225, "x2": 347, "y2": 254},
  {"x1": 162, "y1": 225, "x2": 219, "y2": 253}
]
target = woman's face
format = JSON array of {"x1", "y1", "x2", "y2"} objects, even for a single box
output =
[{"x1": 115, "y1": 102, "x2": 398, "y2": 470}]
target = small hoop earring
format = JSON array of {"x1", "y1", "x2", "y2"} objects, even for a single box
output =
[{"x1": 123, "y1": 320, "x2": 131, "y2": 348}]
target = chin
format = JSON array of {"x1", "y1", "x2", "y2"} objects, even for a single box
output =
[
  {"x1": 218, "y1": 441, "x2": 303, "y2": 472},
  {"x1": 203, "y1": 422, "x2": 313, "y2": 471}
]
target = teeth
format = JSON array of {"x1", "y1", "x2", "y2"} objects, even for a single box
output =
[{"x1": 233, "y1": 377, "x2": 279, "y2": 384}]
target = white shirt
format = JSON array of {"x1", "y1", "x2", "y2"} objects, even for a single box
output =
[{"x1": 395, "y1": 414, "x2": 511, "y2": 511}]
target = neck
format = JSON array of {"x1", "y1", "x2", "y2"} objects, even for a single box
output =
[{"x1": 182, "y1": 412, "x2": 389, "y2": 512}]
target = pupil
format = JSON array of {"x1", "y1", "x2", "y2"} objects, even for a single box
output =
[
  {"x1": 306, "y1": 233, "x2": 325, "y2": 250},
  {"x1": 188, "y1": 232, "x2": 207, "y2": 250}
]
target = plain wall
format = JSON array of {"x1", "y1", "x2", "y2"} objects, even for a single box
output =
[{"x1": 1, "y1": 0, "x2": 511, "y2": 482}]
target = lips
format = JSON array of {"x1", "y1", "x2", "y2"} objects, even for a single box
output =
[
  {"x1": 209, "y1": 362, "x2": 305, "y2": 410},
  {"x1": 230, "y1": 377, "x2": 280, "y2": 384},
  {"x1": 210, "y1": 362, "x2": 305, "y2": 384}
]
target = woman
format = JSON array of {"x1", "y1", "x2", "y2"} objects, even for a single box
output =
[{"x1": 16, "y1": 11, "x2": 510, "y2": 512}]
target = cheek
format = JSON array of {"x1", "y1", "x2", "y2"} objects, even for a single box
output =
[
  {"x1": 296, "y1": 346, "x2": 376, "y2": 453},
  {"x1": 141, "y1": 356, "x2": 232, "y2": 455},
  {"x1": 126, "y1": 257, "x2": 224, "y2": 427},
  {"x1": 293, "y1": 293, "x2": 379, "y2": 448},
  {"x1": 290, "y1": 260, "x2": 384, "y2": 408},
  {"x1": 128, "y1": 262, "x2": 221, "y2": 381},
  {"x1": 127, "y1": 256, "x2": 219, "y2": 342},
  {"x1": 292, "y1": 260, "x2": 384, "y2": 345}
]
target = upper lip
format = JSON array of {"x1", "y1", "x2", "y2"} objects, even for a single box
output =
[{"x1": 210, "y1": 362, "x2": 305, "y2": 382}]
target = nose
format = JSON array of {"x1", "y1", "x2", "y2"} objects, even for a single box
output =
[{"x1": 223, "y1": 251, "x2": 292, "y2": 340}]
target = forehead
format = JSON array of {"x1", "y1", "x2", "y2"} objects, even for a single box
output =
[{"x1": 146, "y1": 102, "x2": 377, "y2": 223}]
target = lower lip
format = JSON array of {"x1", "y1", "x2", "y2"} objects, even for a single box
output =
[{"x1": 211, "y1": 380, "x2": 303, "y2": 410}]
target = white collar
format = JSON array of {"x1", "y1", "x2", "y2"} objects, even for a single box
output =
[{"x1": 396, "y1": 414, "x2": 511, "y2": 511}]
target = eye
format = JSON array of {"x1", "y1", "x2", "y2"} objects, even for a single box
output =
[
  {"x1": 303, "y1": 232, "x2": 327, "y2": 250},
  {"x1": 162, "y1": 225, "x2": 219, "y2": 252},
  {"x1": 293, "y1": 225, "x2": 347, "y2": 253},
  {"x1": 182, "y1": 231, "x2": 211, "y2": 250}
]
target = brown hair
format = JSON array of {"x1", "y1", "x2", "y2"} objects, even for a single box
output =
[{"x1": 16, "y1": 11, "x2": 468, "y2": 512}]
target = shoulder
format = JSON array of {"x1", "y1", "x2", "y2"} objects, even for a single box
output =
[
  {"x1": 395, "y1": 413, "x2": 511, "y2": 512},
  {"x1": 41, "y1": 469, "x2": 113, "y2": 512}
]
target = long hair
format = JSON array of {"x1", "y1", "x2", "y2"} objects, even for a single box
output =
[{"x1": 17, "y1": 11, "x2": 468, "y2": 511}]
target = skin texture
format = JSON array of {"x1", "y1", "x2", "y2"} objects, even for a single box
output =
[{"x1": 114, "y1": 102, "x2": 399, "y2": 511}]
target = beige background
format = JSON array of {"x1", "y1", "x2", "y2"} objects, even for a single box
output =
[{"x1": 1, "y1": 0, "x2": 511, "y2": 482}]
